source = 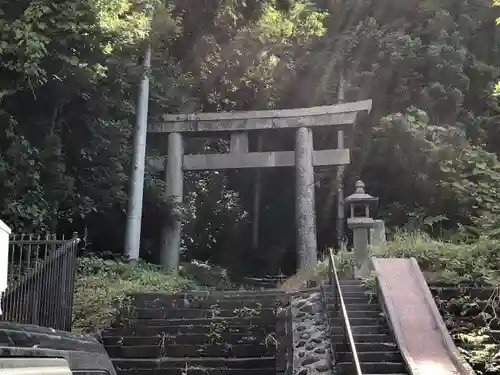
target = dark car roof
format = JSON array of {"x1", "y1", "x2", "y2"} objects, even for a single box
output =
[{"x1": 0, "y1": 322, "x2": 115, "y2": 375}]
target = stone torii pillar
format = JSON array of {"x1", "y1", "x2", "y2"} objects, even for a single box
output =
[
  {"x1": 295, "y1": 127, "x2": 318, "y2": 269},
  {"x1": 160, "y1": 132, "x2": 184, "y2": 273}
]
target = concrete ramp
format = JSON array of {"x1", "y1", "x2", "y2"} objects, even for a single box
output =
[{"x1": 372, "y1": 257, "x2": 476, "y2": 375}]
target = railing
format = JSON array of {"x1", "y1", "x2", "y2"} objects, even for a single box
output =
[
  {"x1": 327, "y1": 248, "x2": 363, "y2": 375},
  {"x1": 1, "y1": 233, "x2": 80, "y2": 331}
]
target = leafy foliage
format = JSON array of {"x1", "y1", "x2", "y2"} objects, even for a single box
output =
[
  {"x1": 372, "y1": 230, "x2": 500, "y2": 285},
  {"x1": 3, "y1": 0, "x2": 500, "y2": 275},
  {"x1": 73, "y1": 254, "x2": 231, "y2": 332},
  {"x1": 363, "y1": 108, "x2": 500, "y2": 239},
  {"x1": 6, "y1": 1, "x2": 500, "y2": 369}
]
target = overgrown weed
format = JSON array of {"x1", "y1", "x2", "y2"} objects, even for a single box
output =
[
  {"x1": 371, "y1": 230, "x2": 500, "y2": 286},
  {"x1": 72, "y1": 255, "x2": 230, "y2": 333},
  {"x1": 278, "y1": 250, "x2": 355, "y2": 291}
]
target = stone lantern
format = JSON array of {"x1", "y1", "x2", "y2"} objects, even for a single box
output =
[{"x1": 345, "y1": 180, "x2": 378, "y2": 278}]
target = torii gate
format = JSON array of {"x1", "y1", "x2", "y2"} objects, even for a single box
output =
[{"x1": 148, "y1": 100, "x2": 372, "y2": 273}]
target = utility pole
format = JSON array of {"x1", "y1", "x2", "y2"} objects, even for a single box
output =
[
  {"x1": 336, "y1": 76, "x2": 346, "y2": 250},
  {"x1": 124, "y1": 43, "x2": 152, "y2": 260}
]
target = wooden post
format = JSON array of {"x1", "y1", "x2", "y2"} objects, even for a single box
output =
[
  {"x1": 295, "y1": 127, "x2": 318, "y2": 270},
  {"x1": 161, "y1": 132, "x2": 184, "y2": 273}
]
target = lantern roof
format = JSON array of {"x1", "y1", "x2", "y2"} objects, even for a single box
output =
[{"x1": 345, "y1": 180, "x2": 378, "y2": 204}]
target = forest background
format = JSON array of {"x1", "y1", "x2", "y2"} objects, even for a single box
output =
[{"x1": 3, "y1": 0, "x2": 500, "y2": 276}]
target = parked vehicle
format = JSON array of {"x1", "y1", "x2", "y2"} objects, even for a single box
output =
[{"x1": 0, "y1": 321, "x2": 116, "y2": 375}]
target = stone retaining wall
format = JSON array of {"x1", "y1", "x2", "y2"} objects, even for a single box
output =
[{"x1": 291, "y1": 291, "x2": 332, "y2": 375}]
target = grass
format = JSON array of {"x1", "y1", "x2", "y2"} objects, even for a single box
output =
[
  {"x1": 278, "y1": 248, "x2": 355, "y2": 291},
  {"x1": 371, "y1": 230, "x2": 500, "y2": 286},
  {"x1": 281, "y1": 230, "x2": 500, "y2": 288},
  {"x1": 72, "y1": 255, "x2": 232, "y2": 333}
]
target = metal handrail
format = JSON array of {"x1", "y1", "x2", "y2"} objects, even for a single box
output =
[{"x1": 328, "y1": 248, "x2": 363, "y2": 375}]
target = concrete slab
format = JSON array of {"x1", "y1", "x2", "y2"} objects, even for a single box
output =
[{"x1": 372, "y1": 257, "x2": 476, "y2": 375}]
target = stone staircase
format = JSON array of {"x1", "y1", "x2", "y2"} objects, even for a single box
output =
[
  {"x1": 240, "y1": 276, "x2": 286, "y2": 290},
  {"x1": 324, "y1": 279, "x2": 409, "y2": 375},
  {"x1": 98, "y1": 278, "x2": 410, "y2": 375},
  {"x1": 99, "y1": 290, "x2": 290, "y2": 375}
]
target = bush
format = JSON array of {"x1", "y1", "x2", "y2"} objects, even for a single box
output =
[
  {"x1": 73, "y1": 255, "x2": 230, "y2": 333},
  {"x1": 179, "y1": 260, "x2": 233, "y2": 290},
  {"x1": 371, "y1": 230, "x2": 500, "y2": 286},
  {"x1": 278, "y1": 249, "x2": 356, "y2": 291},
  {"x1": 285, "y1": 230, "x2": 500, "y2": 288}
]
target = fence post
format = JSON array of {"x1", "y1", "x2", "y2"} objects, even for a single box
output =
[
  {"x1": 65, "y1": 232, "x2": 79, "y2": 331},
  {"x1": 0, "y1": 220, "x2": 11, "y2": 316}
]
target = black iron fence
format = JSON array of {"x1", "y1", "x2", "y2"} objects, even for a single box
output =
[{"x1": 1, "y1": 233, "x2": 80, "y2": 331}]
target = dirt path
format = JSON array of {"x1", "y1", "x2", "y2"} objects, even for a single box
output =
[{"x1": 373, "y1": 258, "x2": 473, "y2": 375}]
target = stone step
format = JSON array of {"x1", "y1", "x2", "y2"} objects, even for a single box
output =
[
  {"x1": 339, "y1": 279, "x2": 364, "y2": 286},
  {"x1": 328, "y1": 317, "x2": 385, "y2": 326},
  {"x1": 103, "y1": 324, "x2": 275, "y2": 337},
  {"x1": 337, "y1": 350, "x2": 403, "y2": 362},
  {"x1": 324, "y1": 293, "x2": 369, "y2": 302},
  {"x1": 102, "y1": 332, "x2": 273, "y2": 346},
  {"x1": 330, "y1": 325, "x2": 388, "y2": 335},
  {"x1": 120, "y1": 308, "x2": 276, "y2": 320},
  {"x1": 327, "y1": 310, "x2": 382, "y2": 319},
  {"x1": 332, "y1": 283, "x2": 368, "y2": 293},
  {"x1": 324, "y1": 285, "x2": 367, "y2": 292},
  {"x1": 323, "y1": 293, "x2": 375, "y2": 303},
  {"x1": 337, "y1": 361, "x2": 407, "y2": 374},
  {"x1": 324, "y1": 290, "x2": 370, "y2": 300},
  {"x1": 131, "y1": 297, "x2": 285, "y2": 309},
  {"x1": 244, "y1": 276, "x2": 286, "y2": 281},
  {"x1": 344, "y1": 296, "x2": 377, "y2": 304},
  {"x1": 335, "y1": 342, "x2": 398, "y2": 352},
  {"x1": 242, "y1": 277, "x2": 282, "y2": 287},
  {"x1": 242, "y1": 279, "x2": 279, "y2": 284},
  {"x1": 105, "y1": 343, "x2": 276, "y2": 358},
  {"x1": 116, "y1": 317, "x2": 276, "y2": 328},
  {"x1": 331, "y1": 333, "x2": 394, "y2": 344},
  {"x1": 330, "y1": 281, "x2": 365, "y2": 288},
  {"x1": 341, "y1": 293, "x2": 372, "y2": 300},
  {"x1": 113, "y1": 356, "x2": 276, "y2": 370},
  {"x1": 339, "y1": 286, "x2": 367, "y2": 295},
  {"x1": 131, "y1": 290, "x2": 287, "y2": 302},
  {"x1": 116, "y1": 369, "x2": 275, "y2": 375},
  {"x1": 326, "y1": 303, "x2": 379, "y2": 312}
]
